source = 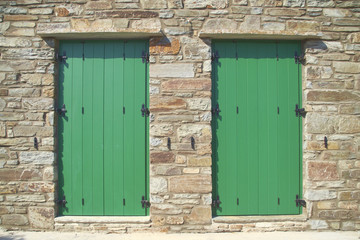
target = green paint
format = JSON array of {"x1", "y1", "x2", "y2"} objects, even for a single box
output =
[
  {"x1": 212, "y1": 40, "x2": 302, "y2": 216},
  {"x1": 58, "y1": 40, "x2": 149, "y2": 216}
]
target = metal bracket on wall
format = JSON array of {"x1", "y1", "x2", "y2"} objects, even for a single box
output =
[
  {"x1": 141, "y1": 104, "x2": 150, "y2": 117},
  {"x1": 56, "y1": 51, "x2": 68, "y2": 63},
  {"x1": 295, "y1": 104, "x2": 306, "y2": 117},
  {"x1": 294, "y1": 51, "x2": 305, "y2": 64},
  {"x1": 141, "y1": 196, "x2": 150, "y2": 208},
  {"x1": 295, "y1": 195, "x2": 306, "y2": 207},
  {"x1": 142, "y1": 51, "x2": 150, "y2": 63},
  {"x1": 212, "y1": 196, "x2": 221, "y2": 208},
  {"x1": 56, "y1": 196, "x2": 68, "y2": 207},
  {"x1": 211, "y1": 51, "x2": 219, "y2": 63}
]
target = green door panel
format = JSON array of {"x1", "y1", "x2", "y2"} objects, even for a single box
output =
[
  {"x1": 212, "y1": 40, "x2": 302, "y2": 216},
  {"x1": 58, "y1": 40, "x2": 149, "y2": 216}
]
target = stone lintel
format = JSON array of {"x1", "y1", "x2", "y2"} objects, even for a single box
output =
[
  {"x1": 199, "y1": 31, "x2": 322, "y2": 40},
  {"x1": 55, "y1": 216, "x2": 151, "y2": 224},
  {"x1": 213, "y1": 215, "x2": 308, "y2": 223},
  {"x1": 37, "y1": 31, "x2": 163, "y2": 40}
]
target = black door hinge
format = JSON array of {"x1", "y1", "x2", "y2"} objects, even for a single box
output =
[
  {"x1": 295, "y1": 104, "x2": 306, "y2": 117},
  {"x1": 57, "y1": 104, "x2": 67, "y2": 117},
  {"x1": 212, "y1": 196, "x2": 221, "y2": 208},
  {"x1": 141, "y1": 196, "x2": 150, "y2": 208},
  {"x1": 295, "y1": 195, "x2": 306, "y2": 207},
  {"x1": 212, "y1": 50, "x2": 219, "y2": 63},
  {"x1": 142, "y1": 51, "x2": 150, "y2": 63},
  {"x1": 56, "y1": 196, "x2": 67, "y2": 207},
  {"x1": 141, "y1": 104, "x2": 150, "y2": 117},
  {"x1": 56, "y1": 51, "x2": 68, "y2": 63},
  {"x1": 212, "y1": 103, "x2": 220, "y2": 116},
  {"x1": 294, "y1": 51, "x2": 305, "y2": 64}
]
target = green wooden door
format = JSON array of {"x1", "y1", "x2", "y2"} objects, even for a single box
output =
[
  {"x1": 58, "y1": 40, "x2": 149, "y2": 216},
  {"x1": 212, "y1": 40, "x2": 302, "y2": 216}
]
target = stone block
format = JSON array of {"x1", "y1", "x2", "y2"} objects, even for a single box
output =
[
  {"x1": 29, "y1": 8, "x2": 53, "y2": 15},
  {"x1": 150, "y1": 124, "x2": 174, "y2": 136},
  {"x1": 4, "y1": 15, "x2": 38, "y2": 21},
  {"x1": 166, "y1": 216, "x2": 184, "y2": 225},
  {"x1": 287, "y1": 21, "x2": 320, "y2": 31},
  {"x1": 323, "y1": 9, "x2": 351, "y2": 17},
  {"x1": 150, "y1": 37, "x2": 180, "y2": 55},
  {"x1": 141, "y1": 0, "x2": 167, "y2": 9},
  {"x1": 169, "y1": 175, "x2": 212, "y2": 193},
  {"x1": 309, "y1": 220, "x2": 328, "y2": 230},
  {"x1": 184, "y1": 42, "x2": 210, "y2": 60},
  {"x1": 162, "y1": 79, "x2": 211, "y2": 91},
  {"x1": 150, "y1": 64, "x2": 194, "y2": 78},
  {"x1": 1, "y1": 214, "x2": 28, "y2": 226},
  {"x1": 4, "y1": 7, "x2": 27, "y2": 14},
  {"x1": 113, "y1": 18, "x2": 129, "y2": 28},
  {"x1": 186, "y1": 98, "x2": 211, "y2": 111},
  {"x1": 4, "y1": 28, "x2": 35, "y2": 37},
  {"x1": 150, "y1": 97, "x2": 187, "y2": 112},
  {"x1": 151, "y1": 204, "x2": 182, "y2": 215},
  {"x1": 150, "y1": 152, "x2": 175, "y2": 164},
  {"x1": 184, "y1": 206, "x2": 211, "y2": 224},
  {"x1": 131, "y1": 19, "x2": 161, "y2": 30},
  {"x1": 304, "y1": 190, "x2": 337, "y2": 201},
  {"x1": 338, "y1": 116, "x2": 360, "y2": 134},
  {"x1": 95, "y1": 10, "x2": 158, "y2": 18},
  {"x1": 159, "y1": 10, "x2": 174, "y2": 18},
  {"x1": 6, "y1": 194, "x2": 45, "y2": 203},
  {"x1": 37, "y1": 23, "x2": 71, "y2": 34},
  {"x1": 283, "y1": 0, "x2": 305, "y2": 7},
  {"x1": 150, "y1": 177, "x2": 167, "y2": 194},
  {"x1": 19, "y1": 151, "x2": 55, "y2": 165},
  {"x1": 19, "y1": 182, "x2": 54, "y2": 193},
  {"x1": 23, "y1": 98, "x2": 54, "y2": 110},
  {"x1": 233, "y1": 0, "x2": 248, "y2": 5},
  {"x1": 177, "y1": 124, "x2": 211, "y2": 142},
  {"x1": 333, "y1": 62, "x2": 360, "y2": 74},
  {"x1": 239, "y1": 15, "x2": 260, "y2": 30},
  {"x1": 163, "y1": 27, "x2": 189, "y2": 35},
  {"x1": 13, "y1": 0, "x2": 42, "y2": 4},
  {"x1": 20, "y1": 169, "x2": 42, "y2": 181},
  {"x1": 266, "y1": 8, "x2": 305, "y2": 16},
  {"x1": 306, "y1": 113, "x2": 338, "y2": 134},
  {"x1": 188, "y1": 156, "x2": 211, "y2": 167},
  {"x1": 203, "y1": 19, "x2": 237, "y2": 30},
  {"x1": 308, "y1": 162, "x2": 339, "y2": 180},
  {"x1": 85, "y1": 1, "x2": 112, "y2": 10},
  {"x1": 307, "y1": 0, "x2": 335, "y2": 7},
  {"x1": 176, "y1": 10, "x2": 209, "y2": 17},
  {"x1": 262, "y1": 22, "x2": 285, "y2": 31},
  {"x1": 184, "y1": 0, "x2": 227, "y2": 9},
  {"x1": 155, "y1": 166, "x2": 181, "y2": 175},
  {"x1": 8, "y1": 88, "x2": 40, "y2": 97},
  {"x1": 334, "y1": 18, "x2": 360, "y2": 26},
  {"x1": 28, "y1": 207, "x2": 54, "y2": 229},
  {"x1": 0, "y1": 37, "x2": 32, "y2": 47},
  {"x1": 307, "y1": 90, "x2": 360, "y2": 102},
  {"x1": 0, "y1": 185, "x2": 17, "y2": 194}
]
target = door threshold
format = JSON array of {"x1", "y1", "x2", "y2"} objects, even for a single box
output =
[
  {"x1": 213, "y1": 215, "x2": 307, "y2": 223},
  {"x1": 55, "y1": 216, "x2": 151, "y2": 224}
]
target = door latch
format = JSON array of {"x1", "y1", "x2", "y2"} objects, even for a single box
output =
[
  {"x1": 295, "y1": 104, "x2": 306, "y2": 117},
  {"x1": 57, "y1": 104, "x2": 67, "y2": 116},
  {"x1": 56, "y1": 51, "x2": 68, "y2": 63},
  {"x1": 56, "y1": 196, "x2": 67, "y2": 207},
  {"x1": 141, "y1": 104, "x2": 150, "y2": 117},
  {"x1": 212, "y1": 196, "x2": 221, "y2": 208},
  {"x1": 295, "y1": 195, "x2": 306, "y2": 207},
  {"x1": 141, "y1": 196, "x2": 150, "y2": 208},
  {"x1": 212, "y1": 103, "x2": 221, "y2": 116}
]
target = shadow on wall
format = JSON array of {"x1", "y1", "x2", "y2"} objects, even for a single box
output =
[{"x1": 0, "y1": 234, "x2": 25, "y2": 240}]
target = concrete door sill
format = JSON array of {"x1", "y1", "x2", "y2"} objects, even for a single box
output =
[
  {"x1": 55, "y1": 216, "x2": 151, "y2": 224},
  {"x1": 213, "y1": 215, "x2": 307, "y2": 223}
]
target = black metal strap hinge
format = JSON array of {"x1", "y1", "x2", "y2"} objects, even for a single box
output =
[
  {"x1": 212, "y1": 51, "x2": 219, "y2": 63},
  {"x1": 56, "y1": 196, "x2": 67, "y2": 207},
  {"x1": 295, "y1": 104, "x2": 306, "y2": 117},
  {"x1": 142, "y1": 51, "x2": 150, "y2": 63},
  {"x1": 294, "y1": 51, "x2": 305, "y2": 64},
  {"x1": 141, "y1": 104, "x2": 150, "y2": 117},
  {"x1": 56, "y1": 51, "x2": 68, "y2": 63},
  {"x1": 57, "y1": 104, "x2": 67, "y2": 117},
  {"x1": 141, "y1": 196, "x2": 150, "y2": 208},
  {"x1": 212, "y1": 196, "x2": 221, "y2": 208},
  {"x1": 295, "y1": 195, "x2": 306, "y2": 207},
  {"x1": 212, "y1": 103, "x2": 220, "y2": 116}
]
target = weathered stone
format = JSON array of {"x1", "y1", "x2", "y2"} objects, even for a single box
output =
[
  {"x1": 323, "y1": 9, "x2": 352, "y2": 17},
  {"x1": 176, "y1": 10, "x2": 209, "y2": 17},
  {"x1": 166, "y1": 216, "x2": 184, "y2": 225},
  {"x1": 8, "y1": 88, "x2": 40, "y2": 97},
  {"x1": 308, "y1": 0, "x2": 335, "y2": 7},
  {"x1": 23, "y1": 98, "x2": 54, "y2": 110},
  {"x1": 184, "y1": 0, "x2": 227, "y2": 9},
  {"x1": 95, "y1": 10, "x2": 158, "y2": 18},
  {"x1": 13, "y1": 0, "x2": 42, "y2": 4},
  {"x1": 19, "y1": 151, "x2": 55, "y2": 165},
  {"x1": 4, "y1": 15, "x2": 38, "y2": 21},
  {"x1": 159, "y1": 10, "x2": 174, "y2": 18},
  {"x1": 239, "y1": 15, "x2": 260, "y2": 30},
  {"x1": 55, "y1": 7, "x2": 70, "y2": 17},
  {"x1": 309, "y1": 220, "x2": 329, "y2": 230},
  {"x1": 150, "y1": 97, "x2": 187, "y2": 112},
  {"x1": 183, "y1": 168, "x2": 200, "y2": 174},
  {"x1": 186, "y1": 98, "x2": 211, "y2": 111},
  {"x1": 334, "y1": 18, "x2": 360, "y2": 26},
  {"x1": 184, "y1": 206, "x2": 211, "y2": 224},
  {"x1": 233, "y1": 0, "x2": 248, "y2": 5},
  {"x1": 4, "y1": 7, "x2": 27, "y2": 14},
  {"x1": 1, "y1": 214, "x2": 28, "y2": 226},
  {"x1": 132, "y1": 19, "x2": 161, "y2": 30},
  {"x1": 0, "y1": 112, "x2": 25, "y2": 121},
  {"x1": 0, "y1": 185, "x2": 17, "y2": 194},
  {"x1": 318, "y1": 201, "x2": 336, "y2": 209},
  {"x1": 203, "y1": 19, "x2": 237, "y2": 30},
  {"x1": 151, "y1": 215, "x2": 165, "y2": 226},
  {"x1": 177, "y1": 124, "x2": 211, "y2": 142},
  {"x1": 162, "y1": 79, "x2": 211, "y2": 91},
  {"x1": 113, "y1": 18, "x2": 129, "y2": 28},
  {"x1": 307, "y1": 90, "x2": 360, "y2": 102},
  {"x1": 283, "y1": 0, "x2": 305, "y2": 7},
  {"x1": 20, "y1": 169, "x2": 42, "y2": 181},
  {"x1": 287, "y1": 21, "x2": 320, "y2": 31},
  {"x1": 266, "y1": 8, "x2": 305, "y2": 16},
  {"x1": 308, "y1": 162, "x2": 339, "y2": 180},
  {"x1": 141, "y1": 0, "x2": 167, "y2": 9},
  {"x1": 262, "y1": 22, "x2": 285, "y2": 31},
  {"x1": 85, "y1": 1, "x2": 112, "y2": 10},
  {"x1": 0, "y1": 169, "x2": 23, "y2": 181},
  {"x1": 169, "y1": 175, "x2": 211, "y2": 193},
  {"x1": 28, "y1": 207, "x2": 54, "y2": 229},
  {"x1": 333, "y1": 62, "x2": 360, "y2": 74},
  {"x1": 29, "y1": 8, "x2": 53, "y2": 15},
  {"x1": 151, "y1": 204, "x2": 182, "y2": 215},
  {"x1": 11, "y1": 21, "x2": 36, "y2": 28},
  {"x1": 168, "y1": 0, "x2": 183, "y2": 8},
  {"x1": 338, "y1": 116, "x2": 360, "y2": 134},
  {"x1": 184, "y1": 42, "x2": 210, "y2": 60},
  {"x1": 150, "y1": 37, "x2": 180, "y2": 55},
  {"x1": 115, "y1": 2, "x2": 140, "y2": 9},
  {"x1": 150, "y1": 152, "x2": 175, "y2": 163},
  {"x1": 339, "y1": 104, "x2": 360, "y2": 114},
  {"x1": 150, "y1": 177, "x2": 167, "y2": 194},
  {"x1": 4, "y1": 28, "x2": 35, "y2": 37},
  {"x1": 150, "y1": 124, "x2": 174, "y2": 136},
  {"x1": 150, "y1": 64, "x2": 194, "y2": 78},
  {"x1": 6, "y1": 194, "x2": 45, "y2": 203},
  {"x1": 155, "y1": 166, "x2": 181, "y2": 175},
  {"x1": 304, "y1": 190, "x2": 337, "y2": 201},
  {"x1": 188, "y1": 156, "x2": 211, "y2": 167},
  {"x1": 163, "y1": 27, "x2": 189, "y2": 35},
  {"x1": 36, "y1": 22, "x2": 71, "y2": 34},
  {"x1": 306, "y1": 113, "x2": 338, "y2": 134},
  {"x1": 19, "y1": 182, "x2": 54, "y2": 193}
]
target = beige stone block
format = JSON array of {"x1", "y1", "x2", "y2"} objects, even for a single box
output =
[
  {"x1": 169, "y1": 175, "x2": 211, "y2": 193},
  {"x1": 4, "y1": 28, "x2": 35, "y2": 37},
  {"x1": 317, "y1": 201, "x2": 336, "y2": 209},
  {"x1": 203, "y1": 19, "x2": 237, "y2": 31},
  {"x1": 333, "y1": 62, "x2": 360, "y2": 74},
  {"x1": 141, "y1": 0, "x2": 167, "y2": 9},
  {"x1": 287, "y1": 21, "x2": 320, "y2": 31},
  {"x1": 1, "y1": 214, "x2": 29, "y2": 226},
  {"x1": 188, "y1": 156, "x2": 211, "y2": 167},
  {"x1": 113, "y1": 18, "x2": 129, "y2": 28},
  {"x1": 150, "y1": 97, "x2": 187, "y2": 112},
  {"x1": 150, "y1": 124, "x2": 174, "y2": 137},
  {"x1": 184, "y1": 206, "x2": 211, "y2": 224},
  {"x1": 132, "y1": 19, "x2": 161, "y2": 30},
  {"x1": 162, "y1": 79, "x2": 211, "y2": 91},
  {"x1": 150, "y1": 64, "x2": 194, "y2": 78},
  {"x1": 36, "y1": 23, "x2": 71, "y2": 34},
  {"x1": 308, "y1": 161, "x2": 339, "y2": 180},
  {"x1": 239, "y1": 15, "x2": 260, "y2": 30},
  {"x1": 166, "y1": 216, "x2": 184, "y2": 225},
  {"x1": 306, "y1": 90, "x2": 360, "y2": 102},
  {"x1": 4, "y1": 15, "x2": 38, "y2": 21},
  {"x1": 308, "y1": 0, "x2": 335, "y2": 7},
  {"x1": 19, "y1": 182, "x2": 54, "y2": 193},
  {"x1": 85, "y1": 1, "x2": 112, "y2": 10},
  {"x1": 177, "y1": 124, "x2": 211, "y2": 142},
  {"x1": 29, "y1": 8, "x2": 53, "y2": 15},
  {"x1": 184, "y1": 0, "x2": 227, "y2": 9},
  {"x1": 150, "y1": 37, "x2": 180, "y2": 55},
  {"x1": 266, "y1": 8, "x2": 305, "y2": 16},
  {"x1": 28, "y1": 207, "x2": 54, "y2": 229},
  {"x1": 183, "y1": 167, "x2": 200, "y2": 174},
  {"x1": 338, "y1": 116, "x2": 360, "y2": 134}
]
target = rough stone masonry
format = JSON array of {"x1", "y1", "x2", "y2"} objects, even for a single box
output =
[{"x1": 0, "y1": 0, "x2": 359, "y2": 233}]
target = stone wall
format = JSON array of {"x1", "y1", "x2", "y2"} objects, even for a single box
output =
[{"x1": 0, "y1": 0, "x2": 359, "y2": 233}]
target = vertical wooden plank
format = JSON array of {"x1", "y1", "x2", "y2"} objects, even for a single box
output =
[
  {"x1": 104, "y1": 41, "x2": 115, "y2": 215},
  {"x1": 71, "y1": 42, "x2": 84, "y2": 215},
  {"x1": 82, "y1": 41, "x2": 95, "y2": 215},
  {"x1": 133, "y1": 41, "x2": 147, "y2": 215},
  {"x1": 236, "y1": 41, "x2": 249, "y2": 215},
  {"x1": 92, "y1": 41, "x2": 105, "y2": 215},
  {"x1": 58, "y1": 42, "x2": 73, "y2": 215},
  {"x1": 113, "y1": 41, "x2": 125, "y2": 215}
]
